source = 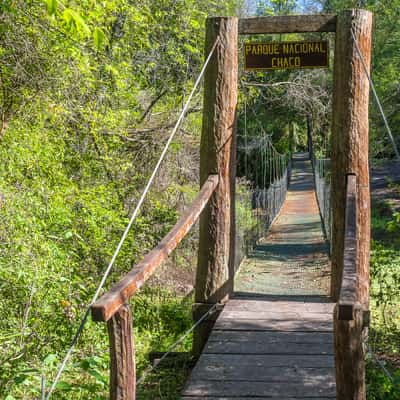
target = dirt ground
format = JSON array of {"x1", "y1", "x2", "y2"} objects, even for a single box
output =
[{"x1": 370, "y1": 159, "x2": 400, "y2": 209}]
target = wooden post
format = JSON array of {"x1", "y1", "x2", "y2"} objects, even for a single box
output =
[
  {"x1": 193, "y1": 16, "x2": 238, "y2": 357},
  {"x1": 334, "y1": 306, "x2": 365, "y2": 400},
  {"x1": 107, "y1": 304, "x2": 135, "y2": 400},
  {"x1": 331, "y1": 9, "x2": 372, "y2": 400},
  {"x1": 330, "y1": 8, "x2": 372, "y2": 306}
]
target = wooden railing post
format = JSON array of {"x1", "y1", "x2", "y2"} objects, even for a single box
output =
[
  {"x1": 331, "y1": 10, "x2": 372, "y2": 399},
  {"x1": 107, "y1": 304, "x2": 135, "y2": 400},
  {"x1": 334, "y1": 175, "x2": 369, "y2": 399},
  {"x1": 331, "y1": 8, "x2": 372, "y2": 306},
  {"x1": 334, "y1": 304, "x2": 365, "y2": 400},
  {"x1": 193, "y1": 16, "x2": 238, "y2": 357}
]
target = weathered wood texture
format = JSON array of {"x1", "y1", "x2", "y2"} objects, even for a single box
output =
[
  {"x1": 182, "y1": 398, "x2": 335, "y2": 400},
  {"x1": 91, "y1": 174, "x2": 218, "y2": 322},
  {"x1": 338, "y1": 175, "x2": 358, "y2": 320},
  {"x1": 184, "y1": 298, "x2": 336, "y2": 398},
  {"x1": 239, "y1": 14, "x2": 337, "y2": 34},
  {"x1": 108, "y1": 304, "x2": 135, "y2": 400},
  {"x1": 330, "y1": 9, "x2": 372, "y2": 304},
  {"x1": 334, "y1": 305, "x2": 365, "y2": 400},
  {"x1": 330, "y1": 11, "x2": 372, "y2": 400},
  {"x1": 194, "y1": 17, "x2": 238, "y2": 356}
]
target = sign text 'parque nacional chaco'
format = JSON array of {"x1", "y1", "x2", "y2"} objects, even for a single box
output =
[{"x1": 244, "y1": 40, "x2": 329, "y2": 71}]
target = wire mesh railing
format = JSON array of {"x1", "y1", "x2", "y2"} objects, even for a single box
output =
[
  {"x1": 235, "y1": 135, "x2": 291, "y2": 267},
  {"x1": 252, "y1": 160, "x2": 291, "y2": 234},
  {"x1": 313, "y1": 156, "x2": 331, "y2": 244}
]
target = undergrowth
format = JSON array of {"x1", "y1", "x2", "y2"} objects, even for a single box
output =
[
  {"x1": 1, "y1": 287, "x2": 193, "y2": 399},
  {"x1": 367, "y1": 197, "x2": 400, "y2": 399}
]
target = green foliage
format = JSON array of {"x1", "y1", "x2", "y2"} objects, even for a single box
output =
[
  {"x1": 2, "y1": 0, "x2": 400, "y2": 398},
  {"x1": 0, "y1": 0, "x2": 240, "y2": 398},
  {"x1": 368, "y1": 199, "x2": 400, "y2": 398},
  {"x1": 45, "y1": 0, "x2": 58, "y2": 15},
  {"x1": 366, "y1": 359, "x2": 400, "y2": 400}
]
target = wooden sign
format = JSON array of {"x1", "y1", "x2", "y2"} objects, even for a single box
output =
[{"x1": 244, "y1": 40, "x2": 329, "y2": 71}]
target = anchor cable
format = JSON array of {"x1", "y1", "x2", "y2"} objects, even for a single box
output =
[{"x1": 44, "y1": 37, "x2": 220, "y2": 400}]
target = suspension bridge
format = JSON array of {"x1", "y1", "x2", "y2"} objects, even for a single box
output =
[
  {"x1": 42, "y1": 9, "x2": 400, "y2": 400},
  {"x1": 183, "y1": 152, "x2": 335, "y2": 398}
]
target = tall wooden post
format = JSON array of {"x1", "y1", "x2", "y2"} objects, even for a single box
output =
[
  {"x1": 193, "y1": 17, "x2": 238, "y2": 357},
  {"x1": 331, "y1": 8, "x2": 372, "y2": 305},
  {"x1": 330, "y1": 9, "x2": 372, "y2": 400}
]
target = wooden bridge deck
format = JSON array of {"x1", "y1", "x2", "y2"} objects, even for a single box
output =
[{"x1": 182, "y1": 154, "x2": 336, "y2": 399}]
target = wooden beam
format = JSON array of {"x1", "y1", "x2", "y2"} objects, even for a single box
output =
[
  {"x1": 108, "y1": 304, "x2": 135, "y2": 400},
  {"x1": 337, "y1": 175, "x2": 357, "y2": 321},
  {"x1": 238, "y1": 14, "x2": 336, "y2": 35},
  {"x1": 193, "y1": 17, "x2": 238, "y2": 357},
  {"x1": 91, "y1": 175, "x2": 219, "y2": 322}
]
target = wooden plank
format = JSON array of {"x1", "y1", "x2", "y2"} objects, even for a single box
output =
[
  {"x1": 188, "y1": 361, "x2": 335, "y2": 382},
  {"x1": 338, "y1": 174, "x2": 358, "y2": 320},
  {"x1": 213, "y1": 318, "x2": 333, "y2": 332},
  {"x1": 220, "y1": 310, "x2": 333, "y2": 321},
  {"x1": 183, "y1": 379, "x2": 336, "y2": 397},
  {"x1": 208, "y1": 330, "x2": 333, "y2": 344},
  {"x1": 225, "y1": 298, "x2": 334, "y2": 313},
  {"x1": 91, "y1": 174, "x2": 219, "y2": 322},
  {"x1": 182, "y1": 397, "x2": 335, "y2": 400},
  {"x1": 189, "y1": 354, "x2": 335, "y2": 369},
  {"x1": 194, "y1": 16, "x2": 238, "y2": 356},
  {"x1": 204, "y1": 340, "x2": 333, "y2": 355},
  {"x1": 108, "y1": 304, "x2": 135, "y2": 400},
  {"x1": 238, "y1": 14, "x2": 337, "y2": 35}
]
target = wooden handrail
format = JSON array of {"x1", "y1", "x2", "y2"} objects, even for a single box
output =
[
  {"x1": 337, "y1": 174, "x2": 358, "y2": 320},
  {"x1": 91, "y1": 174, "x2": 219, "y2": 322}
]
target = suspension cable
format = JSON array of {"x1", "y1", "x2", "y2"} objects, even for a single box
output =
[
  {"x1": 351, "y1": 29, "x2": 400, "y2": 160},
  {"x1": 137, "y1": 303, "x2": 220, "y2": 385},
  {"x1": 364, "y1": 341, "x2": 400, "y2": 394},
  {"x1": 44, "y1": 37, "x2": 220, "y2": 400}
]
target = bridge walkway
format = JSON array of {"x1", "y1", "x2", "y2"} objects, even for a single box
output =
[{"x1": 182, "y1": 153, "x2": 336, "y2": 399}]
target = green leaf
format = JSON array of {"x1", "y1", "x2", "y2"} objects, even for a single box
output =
[
  {"x1": 93, "y1": 27, "x2": 106, "y2": 50},
  {"x1": 43, "y1": 353, "x2": 57, "y2": 366},
  {"x1": 14, "y1": 374, "x2": 29, "y2": 384},
  {"x1": 88, "y1": 369, "x2": 106, "y2": 384},
  {"x1": 45, "y1": 0, "x2": 57, "y2": 15},
  {"x1": 64, "y1": 231, "x2": 73, "y2": 239},
  {"x1": 63, "y1": 9, "x2": 90, "y2": 36},
  {"x1": 55, "y1": 381, "x2": 72, "y2": 390}
]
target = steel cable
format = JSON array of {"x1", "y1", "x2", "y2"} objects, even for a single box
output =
[{"x1": 44, "y1": 37, "x2": 220, "y2": 400}]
